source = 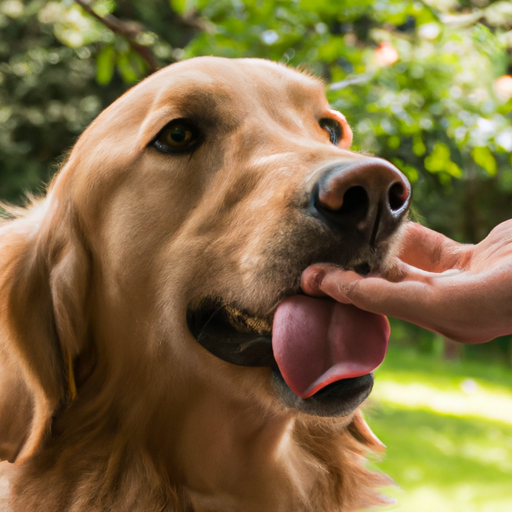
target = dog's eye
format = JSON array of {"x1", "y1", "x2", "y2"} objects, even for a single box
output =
[
  {"x1": 152, "y1": 120, "x2": 200, "y2": 153},
  {"x1": 320, "y1": 119, "x2": 342, "y2": 146}
]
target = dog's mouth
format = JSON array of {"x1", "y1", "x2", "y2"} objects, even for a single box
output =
[
  {"x1": 187, "y1": 298, "x2": 276, "y2": 369},
  {"x1": 187, "y1": 292, "x2": 389, "y2": 417}
]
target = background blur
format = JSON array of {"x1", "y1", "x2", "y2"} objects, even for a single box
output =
[{"x1": 1, "y1": 0, "x2": 512, "y2": 509}]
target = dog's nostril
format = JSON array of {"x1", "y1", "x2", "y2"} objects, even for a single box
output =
[
  {"x1": 337, "y1": 186, "x2": 369, "y2": 218},
  {"x1": 388, "y1": 182, "x2": 408, "y2": 212}
]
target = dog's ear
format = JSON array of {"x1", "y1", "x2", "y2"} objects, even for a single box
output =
[
  {"x1": 347, "y1": 410, "x2": 385, "y2": 453},
  {"x1": 0, "y1": 206, "x2": 90, "y2": 462}
]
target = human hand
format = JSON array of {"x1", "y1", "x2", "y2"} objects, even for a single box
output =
[{"x1": 301, "y1": 221, "x2": 512, "y2": 343}]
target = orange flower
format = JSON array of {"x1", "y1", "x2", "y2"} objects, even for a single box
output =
[
  {"x1": 374, "y1": 42, "x2": 399, "y2": 66},
  {"x1": 494, "y1": 75, "x2": 512, "y2": 101}
]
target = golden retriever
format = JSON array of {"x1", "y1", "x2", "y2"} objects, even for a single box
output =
[{"x1": 0, "y1": 57, "x2": 410, "y2": 511}]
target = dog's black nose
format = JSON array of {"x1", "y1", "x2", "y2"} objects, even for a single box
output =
[{"x1": 312, "y1": 158, "x2": 411, "y2": 244}]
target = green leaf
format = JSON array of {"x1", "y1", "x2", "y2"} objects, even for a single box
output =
[
  {"x1": 170, "y1": 0, "x2": 197, "y2": 16},
  {"x1": 472, "y1": 23, "x2": 506, "y2": 70},
  {"x1": 413, "y1": 135, "x2": 426, "y2": 156},
  {"x1": 424, "y1": 142, "x2": 449, "y2": 172},
  {"x1": 472, "y1": 146, "x2": 497, "y2": 176},
  {"x1": 116, "y1": 52, "x2": 139, "y2": 83},
  {"x1": 424, "y1": 142, "x2": 462, "y2": 178},
  {"x1": 95, "y1": 44, "x2": 116, "y2": 85},
  {"x1": 387, "y1": 135, "x2": 400, "y2": 149}
]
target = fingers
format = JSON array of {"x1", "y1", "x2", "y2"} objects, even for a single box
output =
[
  {"x1": 302, "y1": 264, "x2": 443, "y2": 337},
  {"x1": 301, "y1": 264, "x2": 434, "y2": 320},
  {"x1": 398, "y1": 222, "x2": 470, "y2": 272},
  {"x1": 301, "y1": 264, "x2": 512, "y2": 344}
]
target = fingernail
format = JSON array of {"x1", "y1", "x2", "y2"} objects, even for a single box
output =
[{"x1": 301, "y1": 266, "x2": 327, "y2": 296}]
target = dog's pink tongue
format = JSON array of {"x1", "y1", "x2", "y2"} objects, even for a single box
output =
[{"x1": 272, "y1": 296, "x2": 389, "y2": 399}]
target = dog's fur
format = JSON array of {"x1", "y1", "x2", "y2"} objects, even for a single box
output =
[{"x1": 0, "y1": 57, "x2": 398, "y2": 511}]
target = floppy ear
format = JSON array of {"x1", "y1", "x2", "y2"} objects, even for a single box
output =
[
  {"x1": 347, "y1": 410, "x2": 385, "y2": 453},
  {"x1": 0, "y1": 207, "x2": 90, "y2": 462}
]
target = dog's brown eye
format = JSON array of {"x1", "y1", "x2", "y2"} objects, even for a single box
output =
[
  {"x1": 153, "y1": 120, "x2": 200, "y2": 153},
  {"x1": 320, "y1": 118, "x2": 342, "y2": 146}
]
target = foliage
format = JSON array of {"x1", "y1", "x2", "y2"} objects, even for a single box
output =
[
  {"x1": 0, "y1": 0, "x2": 122, "y2": 198},
  {"x1": 0, "y1": 0, "x2": 195, "y2": 199}
]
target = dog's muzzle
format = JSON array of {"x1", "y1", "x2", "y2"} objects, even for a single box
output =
[{"x1": 310, "y1": 157, "x2": 411, "y2": 246}]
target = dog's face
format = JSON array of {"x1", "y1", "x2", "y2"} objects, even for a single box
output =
[
  {"x1": 0, "y1": 57, "x2": 410, "y2": 464},
  {"x1": 64, "y1": 57, "x2": 409, "y2": 414}
]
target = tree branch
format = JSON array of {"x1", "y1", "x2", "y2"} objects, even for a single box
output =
[
  {"x1": 329, "y1": 72, "x2": 373, "y2": 91},
  {"x1": 74, "y1": 0, "x2": 159, "y2": 74}
]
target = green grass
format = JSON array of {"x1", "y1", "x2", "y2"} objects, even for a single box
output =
[{"x1": 365, "y1": 348, "x2": 512, "y2": 512}]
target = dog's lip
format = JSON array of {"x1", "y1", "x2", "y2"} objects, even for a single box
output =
[
  {"x1": 271, "y1": 370, "x2": 374, "y2": 417},
  {"x1": 186, "y1": 298, "x2": 277, "y2": 369}
]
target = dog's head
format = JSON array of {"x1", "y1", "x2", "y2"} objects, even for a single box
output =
[{"x1": 0, "y1": 57, "x2": 410, "y2": 464}]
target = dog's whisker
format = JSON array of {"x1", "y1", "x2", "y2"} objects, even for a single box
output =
[{"x1": 195, "y1": 305, "x2": 224, "y2": 342}]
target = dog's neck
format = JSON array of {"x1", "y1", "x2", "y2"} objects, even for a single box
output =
[
  {"x1": 171, "y1": 395, "x2": 313, "y2": 511},
  {"x1": 5, "y1": 324, "x2": 385, "y2": 512},
  {"x1": 152, "y1": 388, "x2": 385, "y2": 512},
  {"x1": 6, "y1": 377, "x2": 331, "y2": 512},
  {"x1": 6, "y1": 384, "x2": 385, "y2": 512}
]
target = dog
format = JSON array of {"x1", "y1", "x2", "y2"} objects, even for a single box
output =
[{"x1": 0, "y1": 57, "x2": 410, "y2": 511}]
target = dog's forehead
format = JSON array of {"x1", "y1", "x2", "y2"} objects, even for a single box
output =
[
  {"x1": 126, "y1": 58, "x2": 328, "y2": 132},
  {"x1": 128, "y1": 57, "x2": 331, "y2": 148},
  {"x1": 149, "y1": 57, "x2": 327, "y2": 106},
  {"x1": 65, "y1": 58, "x2": 331, "y2": 188}
]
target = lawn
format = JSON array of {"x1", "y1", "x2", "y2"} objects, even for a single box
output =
[{"x1": 366, "y1": 347, "x2": 512, "y2": 512}]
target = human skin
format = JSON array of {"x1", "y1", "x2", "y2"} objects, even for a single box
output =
[{"x1": 301, "y1": 221, "x2": 512, "y2": 344}]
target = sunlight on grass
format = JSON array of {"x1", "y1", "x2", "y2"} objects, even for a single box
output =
[
  {"x1": 381, "y1": 484, "x2": 512, "y2": 512},
  {"x1": 372, "y1": 380, "x2": 512, "y2": 425},
  {"x1": 366, "y1": 348, "x2": 512, "y2": 512}
]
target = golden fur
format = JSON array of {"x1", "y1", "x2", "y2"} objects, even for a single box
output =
[{"x1": 0, "y1": 57, "x2": 394, "y2": 511}]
